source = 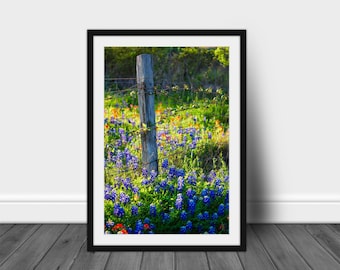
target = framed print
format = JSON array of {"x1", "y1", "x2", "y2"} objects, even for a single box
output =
[{"x1": 88, "y1": 30, "x2": 246, "y2": 251}]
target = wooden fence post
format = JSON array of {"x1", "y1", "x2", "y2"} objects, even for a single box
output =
[{"x1": 136, "y1": 54, "x2": 158, "y2": 174}]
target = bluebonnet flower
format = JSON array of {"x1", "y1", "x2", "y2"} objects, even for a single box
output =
[
  {"x1": 150, "y1": 224, "x2": 156, "y2": 230},
  {"x1": 115, "y1": 159, "x2": 123, "y2": 168},
  {"x1": 215, "y1": 178, "x2": 222, "y2": 187},
  {"x1": 208, "y1": 226, "x2": 216, "y2": 234},
  {"x1": 135, "y1": 220, "x2": 143, "y2": 234},
  {"x1": 142, "y1": 168, "x2": 148, "y2": 177},
  {"x1": 131, "y1": 185, "x2": 139, "y2": 194},
  {"x1": 212, "y1": 213, "x2": 218, "y2": 220},
  {"x1": 217, "y1": 185, "x2": 224, "y2": 196},
  {"x1": 208, "y1": 132, "x2": 212, "y2": 139},
  {"x1": 180, "y1": 210, "x2": 187, "y2": 220},
  {"x1": 186, "y1": 221, "x2": 193, "y2": 231},
  {"x1": 187, "y1": 174, "x2": 197, "y2": 185},
  {"x1": 119, "y1": 192, "x2": 130, "y2": 204},
  {"x1": 201, "y1": 189, "x2": 208, "y2": 197},
  {"x1": 116, "y1": 139, "x2": 122, "y2": 147},
  {"x1": 224, "y1": 175, "x2": 229, "y2": 182},
  {"x1": 203, "y1": 211, "x2": 209, "y2": 220},
  {"x1": 104, "y1": 192, "x2": 112, "y2": 200},
  {"x1": 154, "y1": 185, "x2": 161, "y2": 193},
  {"x1": 162, "y1": 212, "x2": 170, "y2": 222},
  {"x1": 197, "y1": 213, "x2": 204, "y2": 220},
  {"x1": 116, "y1": 150, "x2": 124, "y2": 160},
  {"x1": 122, "y1": 178, "x2": 131, "y2": 189},
  {"x1": 160, "y1": 180, "x2": 167, "y2": 189},
  {"x1": 131, "y1": 205, "x2": 138, "y2": 216},
  {"x1": 175, "y1": 194, "x2": 183, "y2": 210},
  {"x1": 150, "y1": 170, "x2": 157, "y2": 180},
  {"x1": 141, "y1": 178, "x2": 149, "y2": 185},
  {"x1": 144, "y1": 218, "x2": 150, "y2": 224},
  {"x1": 162, "y1": 159, "x2": 169, "y2": 169},
  {"x1": 180, "y1": 226, "x2": 187, "y2": 234},
  {"x1": 188, "y1": 199, "x2": 196, "y2": 214},
  {"x1": 225, "y1": 191, "x2": 229, "y2": 203},
  {"x1": 176, "y1": 168, "x2": 185, "y2": 177},
  {"x1": 218, "y1": 204, "x2": 225, "y2": 216},
  {"x1": 169, "y1": 167, "x2": 176, "y2": 177},
  {"x1": 105, "y1": 221, "x2": 114, "y2": 229},
  {"x1": 207, "y1": 170, "x2": 216, "y2": 182},
  {"x1": 186, "y1": 188, "x2": 195, "y2": 198},
  {"x1": 150, "y1": 204, "x2": 157, "y2": 217},
  {"x1": 177, "y1": 176, "x2": 184, "y2": 191},
  {"x1": 225, "y1": 203, "x2": 229, "y2": 211},
  {"x1": 209, "y1": 190, "x2": 216, "y2": 199},
  {"x1": 203, "y1": 196, "x2": 210, "y2": 205},
  {"x1": 113, "y1": 204, "x2": 125, "y2": 218}
]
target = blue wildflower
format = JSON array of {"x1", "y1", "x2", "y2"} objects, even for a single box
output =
[
  {"x1": 113, "y1": 204, "x2": 125, "y2": 218},
  {"x1": 180, "y1": 226, "x2": 187, "y2": 234},
  {"x1": 150, "y1": 170, "x2": 157, "y2": 180},
  {"x1": 212, "y1": 213, "x2": 218, "y2": 220},
  {"x1": 203, "y1": 195, "x2": 210, "y2": 205},
  {"x1": 150, "y1": 204, "x2": 157, "y2": 217},
  {"x1": 144, "y1": 217, "x2": 150, "y2": 224},
  {"x1": 186, "y1": 221, "x2": 193, "y2": 231},
  {"x1": 160, "y1": 180, "x2": 167, "y2": 189},
  {"x1": 188, "y1": 199, "x2": 196, "y2": 214},
  {"x1": 169, "y1": 167, "x2": 176, "y2": 177},
  {"x1": 218, "y1": 204, "x2": 225, "y2": 216},
  {"x1": 131, "y1": 205, "x2": 138, "y2": 216},
  {"x1": 175, "y1": 194, "x2": 183, "y2": 210},
  {"x1": 197, "y1": 213, "x2": 204, "y2": 220},
  {"x1": 177, "y1": 176, "x2": 184, "y2": 191},
  {"x1": 186, "y1": 188, "x2": 195, "y2": 198},
  {"x1": 162, "y1": 212, "x2": 170, "y2": 222},
  {"x1": 180, "y1": 210, "x2": 187, "y2": 220},
  {"x1": 119, "y1": 192, "x2": 130, "y2": 204},
  {"x1": 176, "y1": 168, "x2": 185, "y2": 177},
  {"x1": 208, "y1": 226, "x2": 215, "y2": 234},
  {"x1": 135, "y1": 220, "x2": 143, "y2": 234},
  {"x1": 142, "y1": 168, "x2": 148, "y2": 177},
  {"x1": 203, "y1": 211, "x2": 209, "y2": 220},
  {"x1": 162, "y1": 159, "x2": 169, "y2": 169},
  {"x1": 201, "y1": 189, "x2": 208, "y2": 196}
]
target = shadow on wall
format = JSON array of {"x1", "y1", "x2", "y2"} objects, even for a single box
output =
[{"x1": 246, "y1": 65, "x2": 274, "y2": 223}]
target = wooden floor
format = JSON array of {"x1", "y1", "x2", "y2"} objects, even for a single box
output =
[{"x1": 0, "y1": 225, "x2": 339, "y2": 270}]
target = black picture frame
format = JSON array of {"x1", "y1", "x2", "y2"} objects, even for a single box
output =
[{"x1": 88, "y1": 30, "x2": 246, "y2": 251}]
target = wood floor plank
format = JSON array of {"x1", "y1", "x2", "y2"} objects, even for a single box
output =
[
  {"x1": 207, "y1": 251, "x2": 243, "y2": 270},
  {"x1": 104, "y1": 252, "x2": 143, "y2": 270},
  {"x1": 0, "y1": 224, "x2": 67, "y2": 270},
  {"x1": 0, "y1": 225, "x2": 14, "y2": 238},
  {"x1": 176, "y1": 252, "x2": 209, "y2": 270},
  {"x1": 305, "y1": 224, "x2": 340, "y2": 264},
  {"x1": 278, "y1": 225, "x2": 340, "y2": 269},
  {"x1": 252, "y1": 225, "x2": 311, "y2": 270},
  {"x1": 69, "y1": 241, "x2": 110, "y2": 270},
  {"x1": 329, "y1": 224, "x2": 340, "y2": 235},
  {"x1": 141, "y1": 252, "x2": 174, "y2": 270},
  {"x1": 34, "y1": 224, "x2": 86, "y2": 270},
  {"x1": 0, "y1": 224, "x2": 40, "y2": 265},
  {"x1": 238, "y1": 226, "x2": 277, "y2": 270}
]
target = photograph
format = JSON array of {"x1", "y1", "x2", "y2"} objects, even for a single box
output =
[
  {"x1": 103, "y1": 46, "x2": 230, "y2": 235},
  {"x1": 88, "y1": 30, "x2": 246, "y2": 250}
]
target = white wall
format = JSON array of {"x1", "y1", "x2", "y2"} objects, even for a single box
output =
[{"x1": 0, "y1": 0, "x2": 339, "y2": 223}]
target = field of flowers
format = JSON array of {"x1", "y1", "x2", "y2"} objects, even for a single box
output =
[{"x1": 104, "y1": 88, "x2": 229, "y2": 234}]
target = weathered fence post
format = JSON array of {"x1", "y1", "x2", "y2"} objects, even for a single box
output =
[{"x1": 136, "y1": 54, "x2": 158, "y2": 174}]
